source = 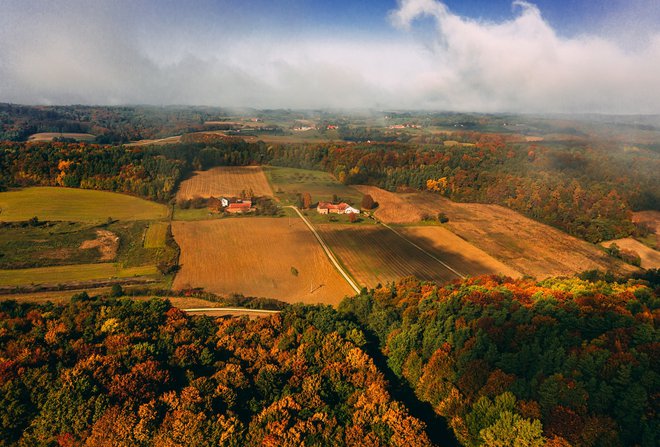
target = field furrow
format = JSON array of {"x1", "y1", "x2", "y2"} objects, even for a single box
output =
[
  {"x1": 176, "y1": 166, "x2": 273, "y2": 200},
  {"x1": 317, "y1": 224, "x2": 461, "y2": 288}
]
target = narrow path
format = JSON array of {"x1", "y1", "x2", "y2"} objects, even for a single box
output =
[
  {"x1": 377, "y1": 220, "x2": 465, "y2": 279},
  {"x1": 287, "y1": 206, "x2": 362, "y2": 294}
]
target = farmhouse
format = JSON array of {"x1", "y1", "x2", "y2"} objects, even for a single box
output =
[
  {"x1": 317, "y1": 202, "x2": 360, "y2": 215},
  {"x1": 226, "y1": 200, "x2": 253, "y2": 213}
]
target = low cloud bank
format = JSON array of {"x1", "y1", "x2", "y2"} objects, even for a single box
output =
[{"x1": 0, "y1": 0, "x2": 658, "y2": 113}]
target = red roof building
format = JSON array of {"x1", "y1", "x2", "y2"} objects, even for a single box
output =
[
  {"x1": 316, "y1": 202, "x2": 360, "y2": 215},
  {"x1": 226, "y1": 201, "x2": 253, "y2": 213}
]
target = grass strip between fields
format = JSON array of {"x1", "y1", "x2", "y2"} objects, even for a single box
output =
[{"x1": 0, "y1": 263, "x2": 159, "y2": 287}]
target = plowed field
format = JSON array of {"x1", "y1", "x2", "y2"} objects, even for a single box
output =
[
  {"x1": 176, "y1": 166, "x2": 273, "y2": 200},
  {"x1": 172, "y1": 218, "x2": 353, "y2": 305}
]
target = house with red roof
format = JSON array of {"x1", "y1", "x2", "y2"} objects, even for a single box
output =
[
  {"x1": 226, "y1": 200, "x2": 253, "y2": 213},
  {"x1": 316, "y1": 202, "x2": 360, "y2": 215}
]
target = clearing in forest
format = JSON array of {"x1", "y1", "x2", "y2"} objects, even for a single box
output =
[
  {"x1": 172, "y1": 218, "x2": 354, "y2": 305},
  {"x1": 0, "y1": 187, "x2": 168, "y2": 222},
  {"x1": 176, "y1": 166, "x2": 273, "y2": 200},
  {"x1": 355, "y1": 185, "x2": 635, "y2": 279},
  {"x1": 633, "y1": 211, "x2": 660, "y2": 249}
]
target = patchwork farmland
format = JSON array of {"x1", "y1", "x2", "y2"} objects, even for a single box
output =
[
  {"x1": 172, "y1": 218, "x2": 354, "y2": 305},
  {"x1": 176, "y1": 166, "x2": 273, "y2": 200},
  {"x1": 356, "y1": 185, "x2": 635, "y2": 278}
]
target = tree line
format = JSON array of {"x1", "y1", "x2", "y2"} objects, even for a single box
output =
[{"x1": 1, "y1": 132, "x2": 657, "y2": 242}]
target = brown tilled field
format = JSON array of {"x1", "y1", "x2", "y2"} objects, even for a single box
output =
[
  {"x1": 316, "y1": 224, "x2": 464, "y2": 288},
  {"x1": 356, "y1": 186, "x2": 635, "y2": 278},
  {"x1": 601, "y1": 238, "x2": 660, "y2": 269},
  {"x1": 28, "y1": 132, "x2": 96, "y2": 142},
  {"x1": 176, "y1": 166, "x2": 274, "y2": 200},
  {"x1": 172, "y1": 218, "x2": 354, "y2": 305},
  {"x1": 124, "y1": 135, "x2": 182, "y2": 146},
  {"x1": 397, "y1": 226, "x2": 521, "y2": 278}
]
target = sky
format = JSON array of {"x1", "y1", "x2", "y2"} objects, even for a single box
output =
[{"x1": 1, "y1": 0, "x2": 659, "y2": 113}]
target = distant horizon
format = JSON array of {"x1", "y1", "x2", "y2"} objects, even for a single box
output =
[
  {"x1": 1, "y1": 1, "x2": 659, "y2": 114},
  {"x1": 4, "y1": 102, "x2": 660, "y2": 120}
]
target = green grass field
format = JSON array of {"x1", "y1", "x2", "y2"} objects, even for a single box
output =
[
  {"x1": 143, "y1": 222, "x2": 169, "y2": 248},
  {"x1": 172, "y1": 207, "x2": 223, "y2": 221},
  {"x1": 0, "y1": 187, "x2": 168, "y2": 222},
  {"x1": 0, "y1": 221, "x2": 101, "y2": 269},
  {"x1": 264, "y1": 166, "x2": 363, "y2": 206},
  {"x1": 0, "y1": 263, "x2": 159, "y2": 287}
]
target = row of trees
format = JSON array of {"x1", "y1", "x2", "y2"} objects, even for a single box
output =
[
  {"x1": 1, "y1": 130, "x2": 657, "y2": 241},
  {"x1": 0, "y1": 142, "x2": 186, "y2": 201}
]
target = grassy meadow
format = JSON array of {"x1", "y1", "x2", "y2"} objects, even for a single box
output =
[
  {"x1": 143, "y1": 222, "x2": 169, "y2": 248},
  {"x1": 0, "y1": 187, "x2": 168, "y2": 222},
  {"x1": 264, "y1": 166, "x2": 363, "y2": 206},
  {"x1": 0, "y1": 263, "x2": 159, "y2": 287}
]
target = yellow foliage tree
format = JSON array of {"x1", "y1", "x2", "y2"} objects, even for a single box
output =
[{"x1": 426, "y1": 177, "x2": 448, "y2": 193}]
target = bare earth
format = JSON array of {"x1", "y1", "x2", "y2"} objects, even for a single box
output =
[
  {"x1": 80, "y1": 230, "x2": 119, "y2": 261},
  {"x1": 124, "y1": 135, "x2": 182, "y2": 146},
  {"x1": 172, "y1": 218, "x2": 354, "y2": 305},
  {"x1": 28, "y1": 132, "x2": 95, "y2": 142},
  {"x1": 601, "y1": 238, "x2": 660, "y2": 269},
  {"x1": 355, "y1": 186, "x2": 635, "y2": 279},
  {"x1": 176, "y1": 166, "x2": 274, "y2": 200}
]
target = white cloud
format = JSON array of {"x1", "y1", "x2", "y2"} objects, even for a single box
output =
[{"x1": 0, "y1": 0, "x2": 659, "y2": 113}]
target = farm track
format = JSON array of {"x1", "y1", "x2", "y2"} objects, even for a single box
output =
[{"x1": 287, "y1": 206, "x2": 361, "y2": 293}]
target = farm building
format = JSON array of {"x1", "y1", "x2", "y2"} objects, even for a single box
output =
[
  {"x1": 317, "y1": 202, "x2": 360, "y2": 215},
  {"x1": 226, "y1": 200, "x2": 253, "y2": 213}
]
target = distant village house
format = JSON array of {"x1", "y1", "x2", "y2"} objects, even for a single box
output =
[{"x1": 316, "y1": 202, "x2": 360, "y2": 215}]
